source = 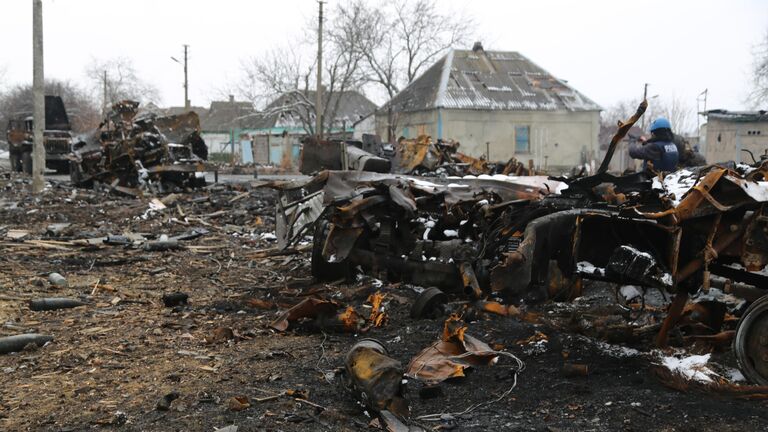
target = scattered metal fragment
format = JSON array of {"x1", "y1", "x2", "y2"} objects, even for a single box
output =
[
  {"x1": 406, "y1": 315, "x2": 499, "y2": 385},
  {"x1": 269, "y1": 298, "x2": 362, "y2": 332},
  {"x1": 156, "y1": 392, "x2": 180, "y2": 411},
  {"x1": 0, "y1": 333, "x2": 53, "y2": 354},
  {"x1": 162, "y1": 292, "x2": 189, "y2": 307},
  {"x1": 562, "y1": 363, "x2": 589, "y2": 378},
  {"x1": 28, "y1": 297, "x2": 86, "y2": 311},
  {"x1": 344, "y1": 339, "x2": 410, "y2": 426},
  {"x1": 410, "y1": 287, "x2": 447, "y2": 319},
  {"x1": 48, "y1": 272, "x2": 67, "y2": 287}
]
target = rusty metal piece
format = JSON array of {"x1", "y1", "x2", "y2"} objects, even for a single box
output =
[
  {"x1": 407, "y1": 316, "x2": 498, "y2": 385},
  {"x1": 597, "y1": 99, "x2": 647, "y2": 174},
  {"x1": 655, "y1": 291, "x2": 689, "y2": 348},
  {"x1": 459, "y1": 262, "x2": 483, "y2": 299},
  {"x1": 270, "y1": 298, "x2": 362, "y2": 332},
  {"x1": 561, "y1": 363, "x2": 589, "y2": 377},
  {"x1": 344, "y1": 339, "x2": 410, "y2": 419},
  {"x1": 367, "y1": 292, "x2": 388, "y2": 327},
  {"x1": 410, "y1": 287, "x2": 447, "y2": 319}
]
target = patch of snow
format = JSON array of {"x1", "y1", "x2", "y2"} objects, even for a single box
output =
[
  {"x1": 660, "y1": 353, "x2": 717, "y2": 383},
  {"x1": 655, "y1": 169, "x2": 697, "y2": 206},
  {"x1": 620, "y1": 285, "x2": 642, "y2": 301},
  {"x1": 725, "y1": 367, "x2": 746, "y2": 382},
  {"x1": 577, "y1": 261, "x2": 605, "y2": 277},
  {"x1": 443, "y1": 229, "x2": 459, "y2": 238},
  {"x1": 259, "y1": 232, "x2": 277, "y2": 241},
  {"x1": 522, "y1": 339, "x2": 548, "y2": 356}
]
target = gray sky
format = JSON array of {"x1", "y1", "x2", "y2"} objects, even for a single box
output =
[{"x1": 1, "y1": 0, "x2": 766, "y2": 117}]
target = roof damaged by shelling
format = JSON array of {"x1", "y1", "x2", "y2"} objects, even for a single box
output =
[{"x1": 382, "y1": 45, "x2": 602, "y2": 114}]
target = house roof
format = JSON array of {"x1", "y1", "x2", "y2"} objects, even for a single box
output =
[
  {"x1": 705, "y1": 109, "x2": 768, "y2": 123},
  {"x1": 382, "y1": 47, "x2": 601, "y2": 114},
  {"x1": 201, "y1": 99, "x2": 258, "y2": 131},
  {"x1": 253, "y1": 90, "x2": 377, "y2": 131}
]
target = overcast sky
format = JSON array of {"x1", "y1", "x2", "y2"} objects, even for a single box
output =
[{"x1": 1, "y1": 0, "x2": 766, "y2": 118}]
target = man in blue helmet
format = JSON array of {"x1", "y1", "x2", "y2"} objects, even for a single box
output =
[{"x1": 629, "y1": 117, "x2": 680, "y2": 171}]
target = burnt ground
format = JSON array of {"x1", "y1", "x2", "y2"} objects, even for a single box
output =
[{"x1": 0, "y1": 170, "x2": 766, "y2": 432}]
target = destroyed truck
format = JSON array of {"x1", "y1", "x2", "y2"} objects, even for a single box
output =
[
  {"x1": 69, "y1": 100, "x2": 209, "y2": 195},
  {"x1": 274, "y1": 101, "x2": 768, "y2": 385},
  {"x1": 4, "y1": 95, "x2": 74, "y2": 174}
]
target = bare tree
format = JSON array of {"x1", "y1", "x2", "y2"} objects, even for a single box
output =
[
  {"x1": 750, "y1": 31, "x2": 768, "y2": 107},
  {"x1": 85, "y1": 57, "x2": 161, "y2": 109},
  {"x1": 602, "y1": 96, "x2": 695, "y2": 136},
  {"x1": 0, "y1": 79, "x2": 100, "y2": 133},
  {"x1": 336, "y1": 0, "x2": 474, "y2": 140},
  {"x1": 235, "y1": 8, "x2": 368, "y2": 136}
]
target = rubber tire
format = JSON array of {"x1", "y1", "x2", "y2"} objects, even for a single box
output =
[
  {"x1": 734, "y1": 294, "x2": 768, "y2": 385},
  {"x1": 21, "y1": 151, "x2": 33, "y2": 175}
]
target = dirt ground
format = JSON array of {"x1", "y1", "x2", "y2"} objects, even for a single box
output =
[{"x1": 0, "y1": 170, "x2": 766, "y2": 432}]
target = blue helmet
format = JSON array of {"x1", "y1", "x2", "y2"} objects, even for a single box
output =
[{"x1": 649, "y1": 117, "x2": 671, "y2": 131}]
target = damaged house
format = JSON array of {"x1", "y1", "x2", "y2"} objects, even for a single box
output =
[
  {"x1": 377, "y1": 43, "x2": 601, "y2": 173},
  {"x1": 702, "y1": 110, "x2": 768, "y2": 164},
  {"x1": 246, "y1": 90, "x2": 377, "y2": 166}
]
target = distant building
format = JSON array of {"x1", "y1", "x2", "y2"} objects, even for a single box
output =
[
  {"x1": 702, "y1": 110, "x2": 768, "y2": 163},
  {"x1": 247, "y1": 90, "x2": 377, "y2": 165},
  {"x1": 152, "y1": 90, "x2": 377, "y2": 164},
  {"x1": 377, "y1": 43, "x2": 601, "y2": 172}
]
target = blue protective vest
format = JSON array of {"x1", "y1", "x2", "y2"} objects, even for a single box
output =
[{"x1": 643, "y1": 140, "x2": 679, "y2": 171}]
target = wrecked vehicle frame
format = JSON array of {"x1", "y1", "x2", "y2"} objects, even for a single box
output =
[
  {"x1": 271, "y1": 100, "x2": 768, "y2": 384},
  {"x1": 69, "y1": 100, "x2": 210, "y2": 195}
]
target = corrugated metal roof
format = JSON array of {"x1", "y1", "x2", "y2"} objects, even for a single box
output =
[
  {"x1": 383, "y1": 48, "x2": 601, "y2": 113},
  {"x1": 705, "y1": 110, "x2": 768, "y2": 122}
]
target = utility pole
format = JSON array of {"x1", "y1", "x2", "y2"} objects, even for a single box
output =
[
  {"x1": 171, "y1": 45, "x2": 190, "y2": 110},
  {"x1": 315, "y1": 1, "x2": 324, "y2": 140},
  {"x1": 640, "y1": 83, "x2": 650, "y2": 132},
  {"x1": 32, "y1": 0, "x2": 45, "y2": 193},
  {"x1": 183, "y1": 44, "x2": 190, "y2": 110},
  {"x1": 102, "y1": 70, "x2": 108, "y2": 114}
]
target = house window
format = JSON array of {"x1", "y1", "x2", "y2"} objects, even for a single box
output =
[{"x1": 515, "y1": 126, "x2": 530, "y2": 153}]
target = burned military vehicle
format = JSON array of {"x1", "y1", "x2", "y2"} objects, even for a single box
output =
[
  {"x1": 4, "y1": 95, "x2": 74, "y2": 174},
  {"x1": 69, "y1": 100, "x2": 209, "y2": 195},
  {"x1": 274, "y1": 100, "x2": 768, "y2": 385}
]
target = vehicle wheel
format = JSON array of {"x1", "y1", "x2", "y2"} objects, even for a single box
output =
[
  {"x1": 22, "y1": 151, "x2": 33, "y2": 175},
  {"x1": 734, "y1": 294, "x2": 768, "y2": 385}
]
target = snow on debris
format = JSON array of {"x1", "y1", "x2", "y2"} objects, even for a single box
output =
[
  {"x1": 576, "y1": 261, "x2": 605, "y2": 277},
  {"x1": 659, "y1": 353, "x2": 718, "y2": 383},
  {"x1": 652, "y1": 169, "x2": 697, "y2": 206}
]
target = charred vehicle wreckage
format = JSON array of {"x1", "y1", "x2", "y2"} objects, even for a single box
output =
[
  {"x1": 69, "y1": 100, "x2": 209, "y2": 196},
  {"x1": 273, "y1": 101, "x2": 768, "y2": 387}
]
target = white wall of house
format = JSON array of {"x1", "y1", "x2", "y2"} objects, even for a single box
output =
[
  {"x1": 704, "y1": 118, "x2": 768, "y2": 163},
  {"x1": 201, "y1": 132, "x2": 232, "y2": 154},
  {"x1": 352, "y1": 115, "x2": 376, "y2": 140},
  {"x1": 377, "y1": 109, "x2": 600, "y2": 173}
]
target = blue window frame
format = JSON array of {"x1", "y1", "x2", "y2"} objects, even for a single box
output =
[{"x1": 515, "y1": 126, "x2": 530, "y2": 153}]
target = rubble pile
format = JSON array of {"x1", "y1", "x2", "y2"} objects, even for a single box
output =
[
  {"x1": 2, "y1": 102, "x2": 768, "y2": 431},
  {"x1": 69, "y1": 100, "x2": 210, "y2": 196}
]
